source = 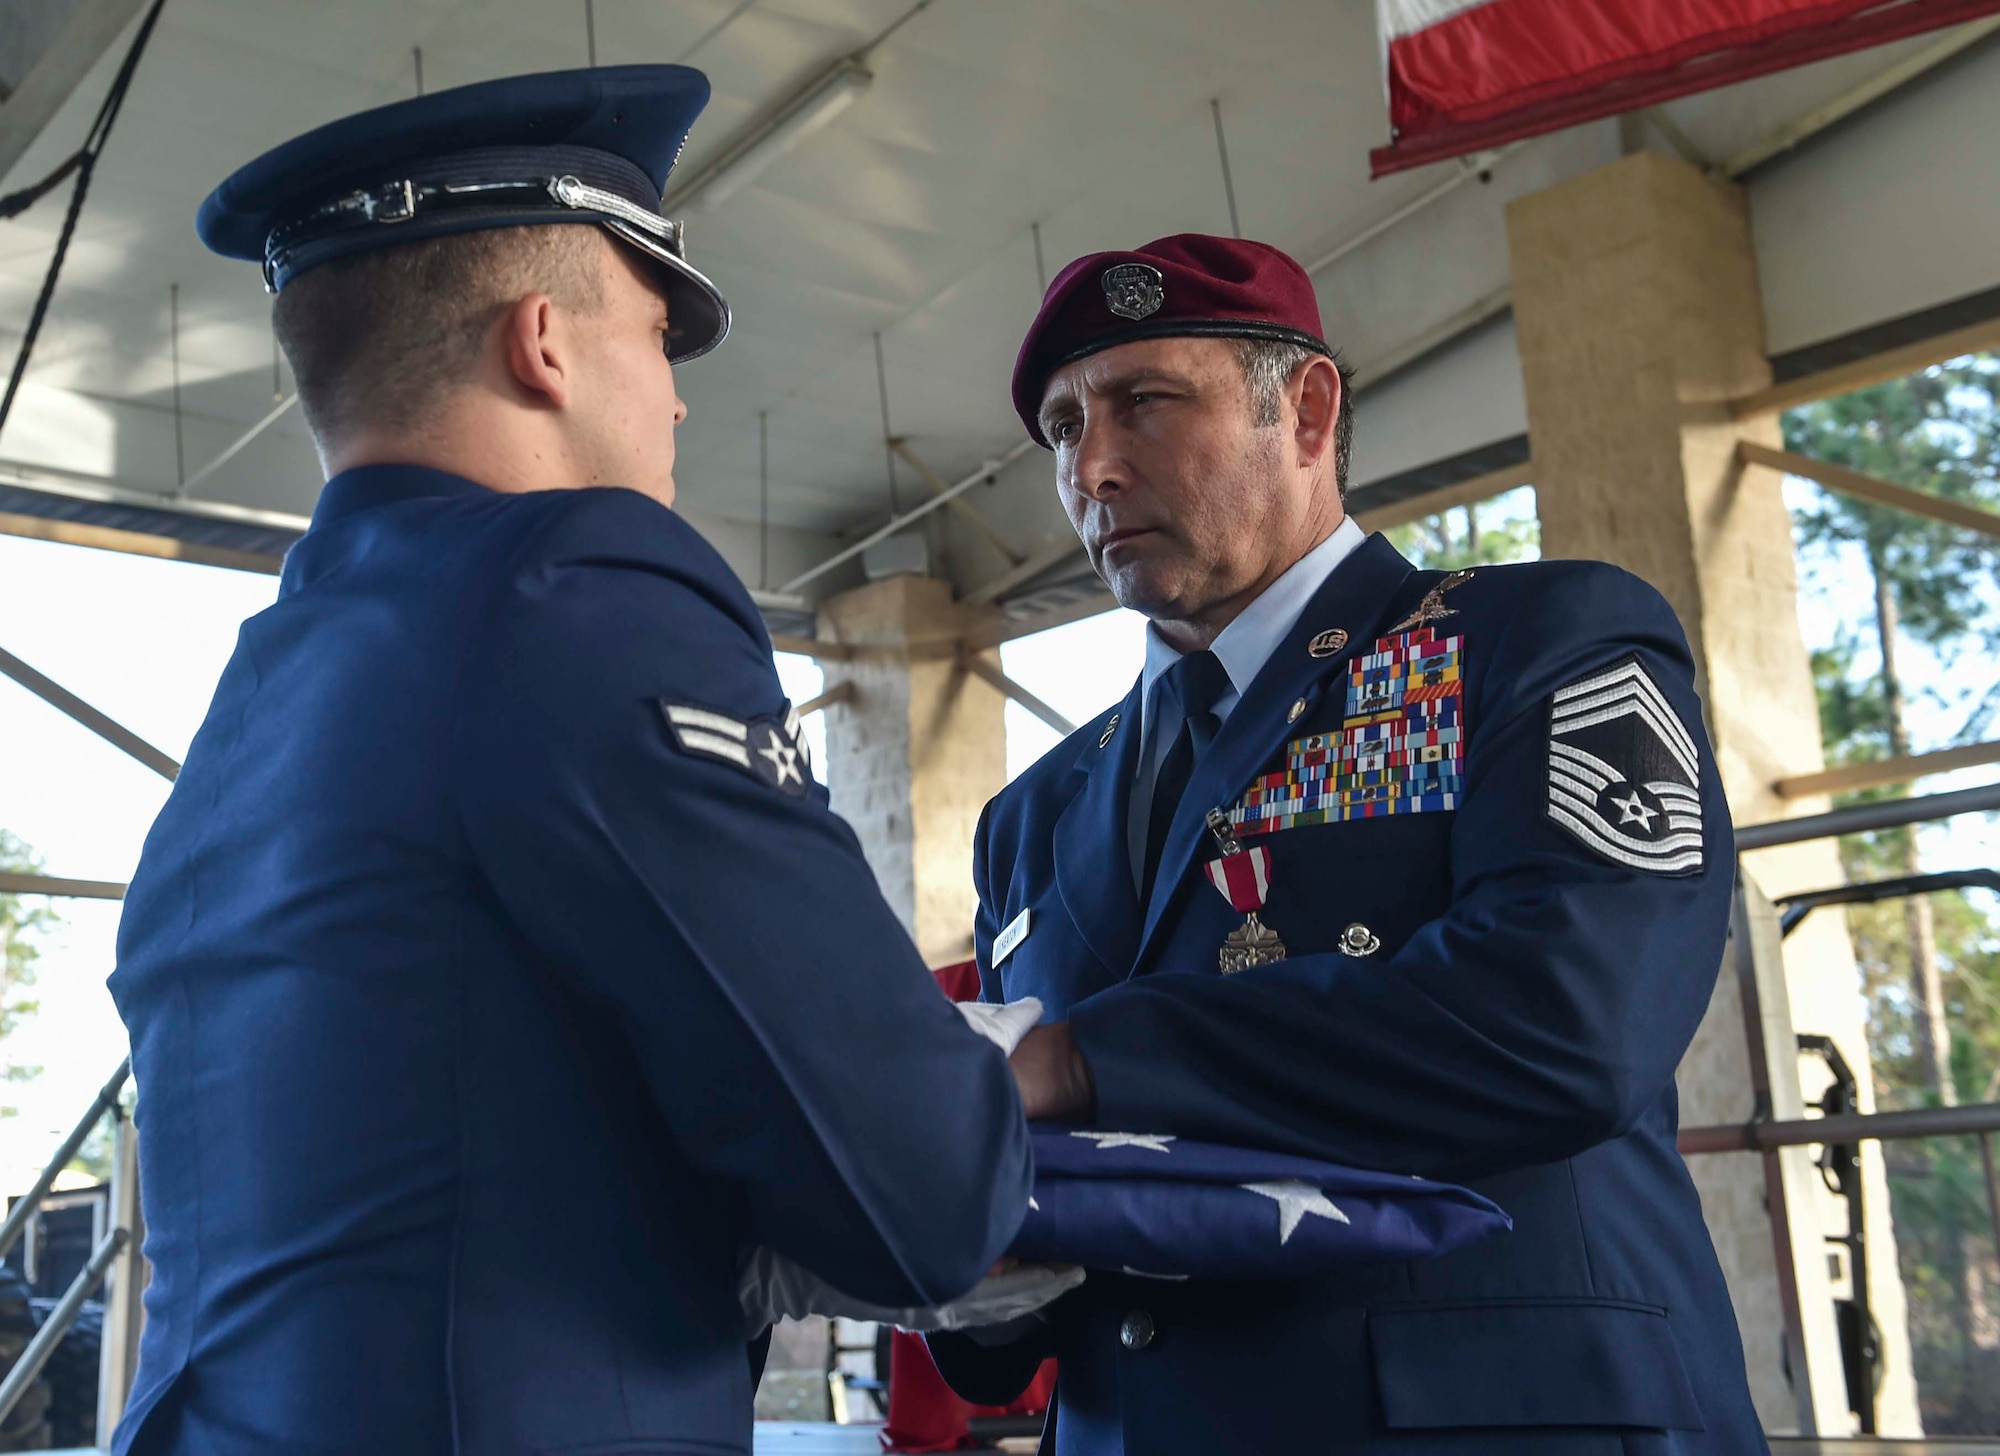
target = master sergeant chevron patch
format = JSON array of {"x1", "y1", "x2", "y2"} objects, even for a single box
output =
[{"x1": 1545, "y1": 655, "x2": 1703, "y2": 877}]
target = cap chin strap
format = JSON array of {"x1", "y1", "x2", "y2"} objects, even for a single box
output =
[
  {"x1": 548, "y1": 175, "x2": 733, "y2": 363},
  {"x1": 260, "y1": 171, "x2": 732, "y2": 363},
  {"x1": 548, "y1": 175, "x2": 685, "y2": 257}
]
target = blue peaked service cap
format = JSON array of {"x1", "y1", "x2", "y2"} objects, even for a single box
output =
[{"x1": 197, "y1": 65, "x2": 730, "y2": 363}]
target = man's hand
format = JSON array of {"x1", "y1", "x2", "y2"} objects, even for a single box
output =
[
  {"x1": 738, "y1": 1247, "x2": 1083, "y2": 1334},
  {"x1": 1010, "y1": 1022, "x2": 1095, "y2": 1122}
]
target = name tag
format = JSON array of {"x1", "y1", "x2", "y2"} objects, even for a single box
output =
[{"x1": 993, "y1": 908, "x2": 1031, "y2": 967}]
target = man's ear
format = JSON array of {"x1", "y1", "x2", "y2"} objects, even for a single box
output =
[
  {"x1": 1291, "y1": 354, "x2": 1340, "y2": 469},
  {"x1": 500, "y1": 293, "x2": 570, "y2": 409}
]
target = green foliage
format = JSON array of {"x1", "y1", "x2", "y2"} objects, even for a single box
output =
[
  {"x1": 1788, "y1": 356, "x2": 2000, "y2": 740},
  {"x1": 1790, "y1": 355, "x2": 2000, "y2": 1431},
  {"x1": 1383, "y1": 488, "x2": 1540, "y2": 572},
  {"x1": 0, "y1": 829, "x2": 54, "y2": 1120}
]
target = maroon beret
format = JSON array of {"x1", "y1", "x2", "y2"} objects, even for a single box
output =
[{"x1": 1012, "y1": 233, "x2": 1331, "y2": 446}]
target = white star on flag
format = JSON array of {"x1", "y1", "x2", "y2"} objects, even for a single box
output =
[
  {"x1": 757, "y1": 729, "x2": 804, "y2": 786},
  {"x1": 1071, "y1": 1131, "x2": 1176, "y2": 1153},
  {"x1": 1241, "y1": 1180, "x2": 1349, "y2": 1244}
]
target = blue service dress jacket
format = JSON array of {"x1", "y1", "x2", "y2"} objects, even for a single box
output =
[
  {"x1": 108, "y1": 465, "x2": 1033, "y2": 1456},
  {"x1": 929, "y1": 533, "x2": 1765, "y2": 1456}
]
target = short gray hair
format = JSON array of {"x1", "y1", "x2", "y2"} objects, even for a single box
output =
[{"x1": 1230, "y1": 337, "x2": 1355, "y2": 496}]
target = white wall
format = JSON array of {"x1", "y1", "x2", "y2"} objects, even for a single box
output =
[
  {"x1": 1348, "y1": 314, "x2": 1527, "y2": 491},
  {"x1": 1748, "y1": 45, "x2": 2000, "y2": 356}
]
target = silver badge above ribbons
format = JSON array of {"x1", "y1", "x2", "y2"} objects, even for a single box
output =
[{"x1": 1102, "y1": 262, "x2": 1165, "y2": 321}]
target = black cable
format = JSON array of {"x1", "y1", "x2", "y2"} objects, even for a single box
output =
[{"x1": 0, "y1": 0, "x2": 170, "y2": 443}]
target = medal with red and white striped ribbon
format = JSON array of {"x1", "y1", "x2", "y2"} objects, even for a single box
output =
[
  {"x1": 1203, "y1": 845, "x2": 1271, "y2": 913},
  {"x1": 1202, "y1": 825, "x2": 1287, "y2": 973}
]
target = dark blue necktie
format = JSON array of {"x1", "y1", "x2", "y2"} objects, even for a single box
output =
[{"x1": 1142, "y1": 649, "x2": 1232, "y2": 901}]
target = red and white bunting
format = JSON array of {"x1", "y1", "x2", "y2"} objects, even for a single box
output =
[
  {"x1": 1372, "y1": 0, "x2": 2000, "y2": 177},
  {"x1": 1203, "y1": 846, "x2": 1273, "y2": 915}
]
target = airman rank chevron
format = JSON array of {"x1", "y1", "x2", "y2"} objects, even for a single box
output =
[
  {"x1": 1229, "y1": 628, "x2": 1466, "y2": 837},
  {"x1": 660, "y1": 700, "x2": 814, "y2": 799}
]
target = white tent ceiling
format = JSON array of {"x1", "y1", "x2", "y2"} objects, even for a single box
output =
[{"x1": 0, "y1": 0, "x2": 1994, "y2": 606}]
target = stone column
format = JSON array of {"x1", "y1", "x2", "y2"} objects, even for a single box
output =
[
  {"x1": 815, "y1": 573, "x2": 1008, "y2": 967},
  {"x1": 1507, "y1": 151, "x2": 1919, "y2": 1436}
]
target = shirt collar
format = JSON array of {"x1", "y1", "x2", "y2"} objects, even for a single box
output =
[{"x1": 1140, "y1": 514, "x2": 1368, "y2": 724}]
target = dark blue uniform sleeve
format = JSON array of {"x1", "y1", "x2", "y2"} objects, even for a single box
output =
[
  {"x1": 1068, "y1": 567, "x2": 1733, "y2": 1183},
  {"x1": 928, "y1": 801, "x2": 1058, "y2": 1400},
  {"x1": 453, "y1": 490, "x2": 1031, "y2": 1308}
]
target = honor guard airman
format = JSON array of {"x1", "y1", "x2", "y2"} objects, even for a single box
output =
[
  {"x1": 929, "y1": 235, "x2": 1765, "y2": 1454},
  {"x1": 108, "y1": 66, "x2": 1031, "y2": 1456}
]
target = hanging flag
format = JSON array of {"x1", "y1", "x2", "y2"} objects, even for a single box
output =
[
  {"x1": 1372, "y1": 0, "x2": 2000, "y2": 177},
  {"x1": 1010, "y1": 1127, "x2": 1510, "y2": 1280}
]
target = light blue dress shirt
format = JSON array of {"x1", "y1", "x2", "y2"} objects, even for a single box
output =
[{"x1": 1127, "y1": 515, "x2": 1368, "y2": 889}]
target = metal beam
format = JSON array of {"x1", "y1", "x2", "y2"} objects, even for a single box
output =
[
  {"x1": 796, "y1": 681, "x2": 855, "y2": 717},
  {"x1": 177, "y1": 393, "x2": 298, "y2": 497},
  {"x1": 781, "y1": 439, "x2": 1037, "y2": 595},
  {"x1": 0, "y1": 871, "x2": 125, "y2": 900},
  {"x1": 1741, "y1": 441, "x2": 2000, "y2": 539},
  {"x1": 1719, "y1": 14, "x2": 2000, "y2": 178},
  {"x1": 961, "y1": 538, "x2": 1086, "y2": 608},
  {"x1": 1732, "y1": 313, "x2": 2000, "y2": 420},
  {"x1": 962, "y1": 590, "x2": 1119, "y2": 652},
  {"x1": 1776, "y1": 868, "x2": 2000, "y2": 936},
  {"x1": 0, "y1": 0, "x2": 148, "y2": 181},
  {"x1": 1682, "y1": 1097, "x2": 2000, "y2": 1156},
  {"x1": 890, "y1": 439, "x2": 1024, "y2": 567},
  {"x1": 1350, "y1": 461, "x2": 1536, "y2": 533},
  {"x1": 0, "y1": 1059, "x2": 129, "y2": 1264},
  {"x1": 770, "y1": 633, "x2": 853, "y2": 662},
  {"x1": 961, "y1": 653, "x2": 1076, "y2": 736},
  {"x1": 1735, "y1": 781, "x2": 2000, "y2": 851},
  {"x1": 0, "y1": 644, "x2": 180, "y2": 780},
  {"x1": 1302, "y1": 145, "x2": 1524, "y2": 278},
  {"x1": 1775, "y1": 739, "x2": 2000, "y2": 800},
  {"x1": 0, "y1": 506, "x2": 284, "y2": 575},
  {"x1": 0, "y1": 1225, "x2": 127, "y2": 1426},
  {"x1": 1351, "y1": 283, "x2": 1514, "y2": 392}
]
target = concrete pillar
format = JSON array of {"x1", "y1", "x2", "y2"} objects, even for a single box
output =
[
  {"x1": 815, "y1": 574, "x2": 1008, "y2": 967},
  {"x1": 1507, "y1": 152, "x2": 1919, "y2": 1436}
]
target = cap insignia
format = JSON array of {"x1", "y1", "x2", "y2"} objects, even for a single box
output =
[{"x1": 1102, "y1": 263, "x2": 1164, "y2": 321}]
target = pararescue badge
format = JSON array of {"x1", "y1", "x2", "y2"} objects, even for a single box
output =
[
  {"x1": 1545, "y1": 655, "x2": 1703, "y2": 876},
  {"x1": 661, "y1": 700, "x2": 814, "y2": 798},
  {"x1": 1102, "y1": 262, "x2": 1164, "y2": 321}
]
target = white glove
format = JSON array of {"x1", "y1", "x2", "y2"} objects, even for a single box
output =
[
  {"x1": 955, "y1": 996, "x2": 1043, "y2": 1057},
  {"x1": 739, "y1": 1245, "x2": 1083, "y2": 1335}
]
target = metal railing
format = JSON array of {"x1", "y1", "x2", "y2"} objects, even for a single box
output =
[
  {"x1": 1676, "y1": 781, "x2": 2000, "y2": 1439},
  {"x1": 0, "y1": 1059, "x2": 145, "y2": 1439}
]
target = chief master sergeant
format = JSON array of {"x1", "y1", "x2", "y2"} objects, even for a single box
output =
[
  {"x1": 107, "y1": 66, "x2": 1033, "y2": 1456},
  {"x1": 929, "y1": 234, "x2": 1766, "y2": 1454}
]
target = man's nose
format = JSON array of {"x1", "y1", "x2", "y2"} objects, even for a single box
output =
[{"x1": 1069, "y1": 416, "x2": 1126, "y2": 501}]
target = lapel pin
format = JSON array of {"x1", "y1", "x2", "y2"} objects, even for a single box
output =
[
  {"x1": 1287, "y1": 697, "x2": 1308, "y2": 723},
  {"x1": 1307, "y1": 628, "x2": 1349, "y2": 659},
  {"x1": 1099, "y1": 713, "x2": 1120, "y2": 748},
  {"x1": 1338, "y1": 923, "x2": 1381, "y2": 958}
]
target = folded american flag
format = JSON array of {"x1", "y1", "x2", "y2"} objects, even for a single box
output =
[{"x1": 1009, "y1": 1127, "x2": 1509, "y2": 1280}]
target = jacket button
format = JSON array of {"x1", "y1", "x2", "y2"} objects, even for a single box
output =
[{"x1": 1119, "y1": 1309, "x2": 1157, "y2": 1350}]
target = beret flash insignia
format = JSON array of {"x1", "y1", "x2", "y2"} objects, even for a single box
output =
[
  {"x1": 1545, "y1": 655, "x2": 1703, "y2": 876},
  {"x1": 1101, "y1": 262, "x2": 1164, "y2": 321}
]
